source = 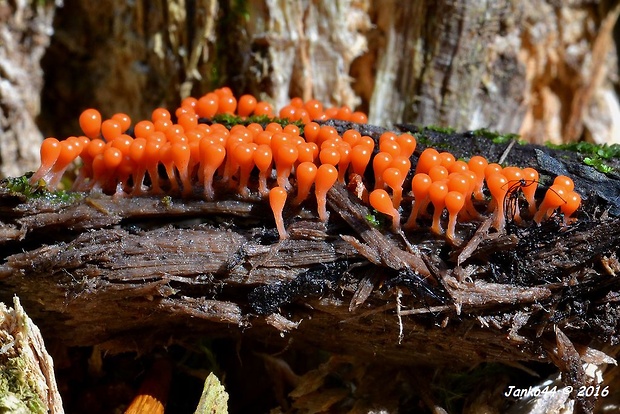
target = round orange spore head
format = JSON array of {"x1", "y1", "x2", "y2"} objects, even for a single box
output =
[
  {"x1": 533, "y1": 185, "x2": 568, "y2": 224},
  {"x1": 196, "y1": 93, "x2": 219, "y2": 118},
  {"x1": 468, "y1": 155, "x2": 488, "y2": 200},
  {"x1": 484, "y1": 163, "x2": 503, "y2": 178},
  {"x1": 304, "y1": 99, "x2": 323, "y2": 120},
  {"x1": 200, "y1": 142, "x2": 226, "y2": 200},
  {"x1": 30, "y1": 137, "x2": 61, "y2": 185},
  {"x1": 294, "y1": 161, "x2": 318, "y2": 205},
  {"x1": 253, "y1": 144, "x2": 273, "y2": 197},
  {"x1": 151, "y1": 107, "x2": 171, "y2": 122},
  {"x1": 350, "y1": 145, "x2": 372, "y2": 176},
  {"x1": 181, "y1": 96, "x2": 198, "y2": 109},
  {"x1": 342, "y1": 129, "x2": 361, "y2": 147},
  {"x1": 447, "y1": 172, "x2": 470, "y2": 194},
  {"x1": 79, "y1": 109, "x2": 102, "y2": 139},
  {"x1": 553, "y1": 175, "x2": 575, "y2": 192},
  {"x1": 297, "y1": 142, "x2": 319, "y2": 163},
  {"x1": 319, "y1": 147, "x2": 341, "y2": 166},
  {"x1": 561, "y1": 191, "x2": 581, "y2": 225},
  {"x1": 178, "y1": 113, "x2": 198, "y2": 132},
  {"x1": 134, "y1": 120, "x2": 155, "y2": 139},
  {"x1": 379, "y1": 140, "x2": 401, "y2": 158},
  {"x1": 274, "y1": 144, "x2": 298, "y2": 190},
  {"x1": 382, "y1": 167, "x2": 404, "y2": 208},
  {"x1": 520, "y1": 167, "x2": 540, "y2": 214},
  {"x1": 253, "y1": 101, "x2": 274, "y2": 117},
  {"x1": 349, "y1": 111, "x2": 368, "y2": 124},
  {"x1": 438, "y1": 152, "x2": 455, "y2": 168},
  {"x1": 217, "y1": 95, "x2": 237, "y2": 115},
  {"x1": 415, "y1": 148, "x2": 440, "y2": 175},
  {"x1": 233, "y1": 143, "x2": 256, "y2": 197},
  {"x1": 428, "y1": 165, "x2": 449, "y2": 182},
  {"x1": 101, "y1": 119, "x2": 122, "y2": 141},
  {"x1": 448, "y1": 160, "x2": 469, "y2": 175},
  {"x1": 303, "y1": 122, "x2": 321, "y2": 143},
  {"x1": 397, "y1": 134, "x2": 416, "y2": 158},
  {"x1": 412, "y1": 173, "x2": 432, "y2": 200},
  {"x1": 112, "y1": 113, "x2": 131, "y2": 133},
  {"x1": 237, "y1": 94, "x2": 258, "y2": 117},
  {"x1": 372, "y1": 152, "x2": 393, "y2": 190}
]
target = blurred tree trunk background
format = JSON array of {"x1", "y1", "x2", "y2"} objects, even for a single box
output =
[{"x1": 1, "y1": 0, "x2": 620, "y2": 176}]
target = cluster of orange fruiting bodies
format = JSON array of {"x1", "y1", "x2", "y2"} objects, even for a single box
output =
[{"x1": 29, "y1": 87, "x2": 581, "y2": 241}]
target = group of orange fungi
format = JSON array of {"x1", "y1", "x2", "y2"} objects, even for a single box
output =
[{"x1": 29, "y1": 87, "x2": 581, "y2": 242}]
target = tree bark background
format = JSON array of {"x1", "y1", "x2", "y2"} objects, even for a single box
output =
[{"x1": 1, "y1": 0, "x2": 620, "y2": 179}]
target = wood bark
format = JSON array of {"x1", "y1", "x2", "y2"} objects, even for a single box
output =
[
  {"x1": 0, "y1": 0, "x2": 59, "y2": 178},
  {"x1": 1, "y1": 125, "x2": 620, "y2": 412}
]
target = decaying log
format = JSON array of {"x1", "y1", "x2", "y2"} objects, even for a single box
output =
[{"x1": 1, "y1": 126, "x2": 620, "y2": 412}]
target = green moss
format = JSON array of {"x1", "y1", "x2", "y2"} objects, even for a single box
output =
[
  {"x1": 547, "y1": 141, "x2": 620, "y2": 159},
  {"x1": 413, "y1": 126, "x2": 460, "y2": 151},
  {"x1": 547, "y1": 141, "x2": 620, "y2": 173},
  {"x1": 161, "y1": 195, "x2": 173, "y2": 208},
  {"x1": 583, "y1": 157, "x2": 614, "y2": 173},
  {"x1": 0, "y1": 356, "x2": 46, "y2": 413},
  {"x1": 473, "y1": 128, "x2": 523, "y2": 145},
  {"x1": 424, "y1": 125, "x2": 456, "y2": 134},
  {"x1": 210, "y1": 113, "x2": 304, "y2": 130},
  {"x1": 415, "y1": 134, "x2": 433, "y2": 146},
  {"x1": 365, "y1": 213, "x2": 381, "y2": 228},
  {"x1": 3, "y1": 175, "x2": 83, "y2": 204}
]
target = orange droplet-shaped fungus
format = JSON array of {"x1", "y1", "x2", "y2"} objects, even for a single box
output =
[
  {"x1": 315, "y1": 164, "x2": 338, "y2": 222},
  {"x1": 404, "y1": 173, "x2": 432, "y2": 229},
  {"x1": 294, "y1": 162, "x2": 318, "y2": 205},
  {"x1": 445, "y1": 191, "x2": 465, "y2": 242},
  {"x1": 269, "y1": 187, "x2": 289, "y2": 240},
  {"x1": 79, "y1": 109, "x2": 102, "y2": 139},
  {"x1": 369, "y1": 189, "x2": 400, "y2": 231}
]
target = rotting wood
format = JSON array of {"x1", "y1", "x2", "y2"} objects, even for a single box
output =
[{"x1": 1, "y1": 127, "x2": 620, "y2": 412}]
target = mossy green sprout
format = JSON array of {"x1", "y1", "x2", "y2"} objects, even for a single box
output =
[
  {"x1": 473, "y1": 128, "x2": 524, "y2": 145},
  {"x1": 211, "y1": 113, "x2": 304, "y2": 130},
  {"x1": 365, "y1": 212, "x2": 381, "y2": 228},
  {"x1": 0, "y1": 356, "x2": 46, "y2": 413},
  {"x1": 583, "y1": 157, "x2": 614, "y2": 173},
  {"x1": 161, "y1": 195, "x2": 173, "y2": 208},
  {"x1": 414, "y1": 126, "x2": 457, "y2": 150},
  {"x1": 3, "y1": 174, "x2": 83, "y2": 204},
  {"x1": 547, "y1": 141, "x2": 620, "y2": 173}
]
